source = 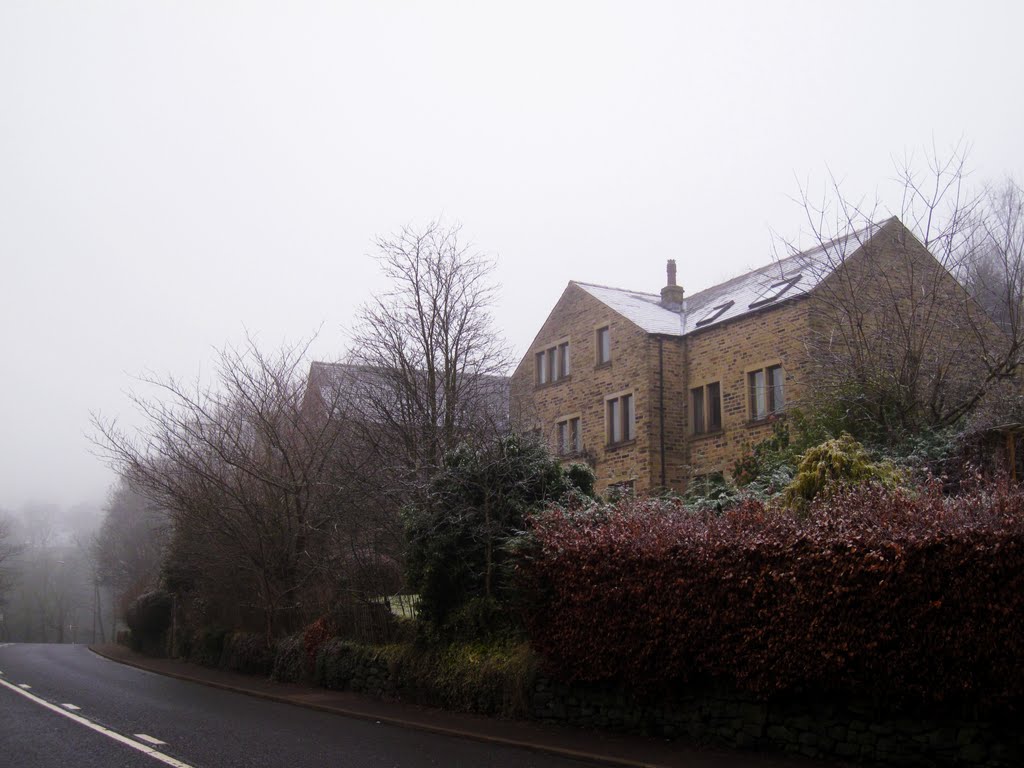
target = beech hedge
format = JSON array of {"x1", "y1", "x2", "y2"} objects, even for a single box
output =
[{"x1": 521, "y1": 481, "x2": 1024, "y2": 709}]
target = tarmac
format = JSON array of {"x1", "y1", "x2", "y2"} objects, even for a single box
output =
[{"x1": 90, "y1": 644, "x2": 840, "y2": 768}]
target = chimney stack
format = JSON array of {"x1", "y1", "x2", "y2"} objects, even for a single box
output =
[{"x1": 660, "y1": 259, "x2": 685, "y2": 310}]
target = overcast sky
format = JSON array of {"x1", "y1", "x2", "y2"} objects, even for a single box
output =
[{"x1": 2, "y1": 1, "x2": 1022, "y2": 512}]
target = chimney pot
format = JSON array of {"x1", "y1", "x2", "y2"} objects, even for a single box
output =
[{"x1": 660, "y1": 259, "x2": 685, "y2": 310}]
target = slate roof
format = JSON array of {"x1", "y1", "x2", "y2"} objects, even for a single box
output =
[
  {"x1": 304, "y1": 361, "x2": 510, "y2": 423},
  {"x1": 574, "y1": 221, "x2": 885, "y2": 336}
]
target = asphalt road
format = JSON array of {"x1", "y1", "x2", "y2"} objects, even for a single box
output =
[{"x1": 0, "y1": 643, "x2": 599, "y2": 768}]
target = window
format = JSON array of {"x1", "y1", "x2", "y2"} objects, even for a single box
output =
[
  {"x1": 535, "y1": 341, "x2": 571, "y2": 385},
  {"x1": 607, "y1": 479, "x2": 635, "y2": 498},
  {"x1": 556, "y1": 416, "x2": 582, "y2": 455},
  {"x1": 606, "y1": 392, "x2": 635, "y2": 445},
  {"x1": 695, "y1": 301, "x2": 734, "y2": 328},
  {"x1": 691, "y1": 381, "x2": 722, "y2": 434},
  {"x1": 749, "y1": 364, "x2": 785, "y2": 420},
  {"x1": 749, "y1": 275, "x2": 802, "y2": 309},
  {"x1": 596, "y1": 326, "x2": 611, "y2": 364}
]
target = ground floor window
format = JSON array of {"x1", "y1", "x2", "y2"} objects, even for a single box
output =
[
  {"x1": 606, "y1": 392, "x2": 635, "y2": 445},
  {"x1": 691, "y1": 381, "x2": 722, "y2": 434},
  {"x1": 749, "y1": 364, "x2": 784, "y2": 420},
  {"x1": 556, "y1": 416, "x2": 582, "y2": 455}
]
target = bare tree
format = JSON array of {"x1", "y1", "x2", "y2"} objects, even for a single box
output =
[
  {"x1": 93, "y1": 337, "x2": 366, "y2": 641},
  {"x1": 786, "y1": 142, "x2": 1024, "y2": 439},
  {"x1": 347, "y1": 221, "x2": 513, "y2": 497},
  {"x1": 0, "y1": 512, "x2": 22, "y2": 623}
]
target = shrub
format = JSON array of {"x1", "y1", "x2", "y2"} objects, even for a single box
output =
[
  {"x1": 220, "y1": 632, "x2": 274, "y2": 676},
  {"x1": 522, "y1": 485, "x2": 1024, "y2": 711},
  {"x1": 405, "y1": 433, "x2": 595, "y2": 637},
  {"x1": 782, "y1": 433, "x2": 901, "y2": 510},
  {"x1": 125, "y1": 590, "x2": 172, "y2": 655},
  {"x1": 188, "y1": 627, "x2": 228, "y2": 667},
  {"x1": 314, "y1": 638, "x2": 537, "y2": 717},
  {"x1": 303, "y1": 617, "x2": 331, "y2": 676},
  {"x1": 271, "y1": 634, "x2": 306, "y2": 682},
  {"x1": 314, "y1": 638, "x2": 362, "y2": 690}
]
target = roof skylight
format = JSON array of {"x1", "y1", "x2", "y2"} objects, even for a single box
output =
[
  {"x1": 748, "y1": 274, "x2": 802, "y2": 309},
  {"x1": 695, "y1": 300, "x2": 735, "y2": 327}
]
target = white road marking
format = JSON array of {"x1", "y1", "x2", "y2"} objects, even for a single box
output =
[
  {"x1": 61, "y1": 703, "x2": 81, "y2": 711},
  {"x1": 0, "y1": 677, "x2": 194, "y2": 768},
  {"x1": 134, "y1": 734, "x2": 167, "y2": 746},
  {"x1": 18, "y1": 683, "x2": 31, "y2": 689}
]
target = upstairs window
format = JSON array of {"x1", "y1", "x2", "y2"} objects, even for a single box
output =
[
  {"x1": 535, "y1": 341, "x2": 571, "y2": 385},
  {"x1": 606, "y1": 392, "x2": 635, "y2": 445},
  {"x1": 596, "y1": 326, "x2": 611, "y2": 365},
  {"x1": 749, "y1": 364, "x2": 785, "y2": 420},
  {"x1": 556, "y1": 416, "x2": 582, "y2": 455},
  {"x1": 691, "y1": 381, "x2": 722, "y2": 434}
]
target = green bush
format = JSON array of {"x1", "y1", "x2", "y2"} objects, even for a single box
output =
[
  {"x1": 313, "y1": 638, "x2": 538, "y2": 717},
  {"x1": 443, "y1": 596, "x2": 518, "y2": 643},
  {"x1": 220, "y1": 632, "x2": 274, "y2": 676},
  {"x1": 405, "y1": 433, "x2": 595, "y2": 638},
  {"x1": 782, "y1": 433, "x2": 902, "y2": 511},
  {"x1": 271, "y1": 634, "x2": 306, "y2": 682},
  {"x1": 125, "y1": 590, "x2": 172, "y2": 655},
  {"x1": 314, "y1": 638, "x2": 362, "y2": 690},
  {"x1": 188, "y1": 627, "x2": 228, "y2": 667}
]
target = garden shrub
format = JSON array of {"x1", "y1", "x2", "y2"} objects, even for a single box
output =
[
  {"x1": 271, "y1": 633, "x2": 306, "y2": 682},
  {"x1": 220, "y1": 632, "x2": 274, "y2": 676},
  {"x1": 303, "y1": 617, "x2": 331, "y2": 676},
  {"x1": 405, "y1": 433, "x2": 595, "y2": 638},
  {"x1": 188, "y1": 627, "x2": 228, "y2": 667},
  {"x1": 314, "y1": 638, "x2": 363, "y2": 690},
  {"x1": 522, "y1": 484, "x2": 1024, "y2": 712},
  {"x1": 125, "y1": 589, "x2": 172, "y2": 655},
  {"x1": 314, "y1": 638, "x2": 537, "y2": 717},
  {"x1": 782, "y1": 433, "x2": 901, "y2": 510}
]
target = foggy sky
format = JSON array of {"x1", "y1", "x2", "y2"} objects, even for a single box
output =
[{"x1": 2, "y1": 1, "x2": 1022, "y2": 511}]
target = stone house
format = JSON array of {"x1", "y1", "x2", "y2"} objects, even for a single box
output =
[{"x1": 509, "y1": 217, "x2": 992, "y2": 493}]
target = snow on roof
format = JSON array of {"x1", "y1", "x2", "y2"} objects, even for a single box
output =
[{"x1": 574, "y1": 222, "x2": 883, "y2": 336}]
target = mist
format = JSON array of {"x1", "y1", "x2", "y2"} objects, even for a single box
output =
[{"x1": 2, "y1": 1, "x2": 1023, "y2": 512}]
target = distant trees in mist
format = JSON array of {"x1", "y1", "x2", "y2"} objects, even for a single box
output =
[{"x1": 0, "y1": 502, "x2": 106, "y2": 644}]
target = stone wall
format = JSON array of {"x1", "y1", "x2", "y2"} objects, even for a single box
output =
[
  {"x1": 308, "y1": 638, "x2": 1021, "y2": 766},
  {"x1": 509, "y1": 281, "x2": 818, "y2": 493},
  {"x1": 530, "y1": 677, "x2": 1022, "y2": 767},
  {"x1": 683, "y1": 299, "x2": 812, "y2": 478},
  {"x1": 509, "y1": 283, "x2": 657, "y2": 493}
]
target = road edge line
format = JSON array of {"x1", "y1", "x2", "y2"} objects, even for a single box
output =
[{"x1": 0, "y1": 676, "x2": 194, "y2": 768}]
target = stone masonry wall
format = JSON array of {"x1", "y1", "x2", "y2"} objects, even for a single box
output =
[
  {"x1": 683, "y1": 299, "x2": 813, "y2": 479},
  {"x1": 510, "y1": 283, "x2": 659, "y2": 493},
  {"x1": 309, "y1": 640, "x2": 1022, "y2": 767},
  {"x1": 529, "y1": 678, "x2": 1021, "y2": 767},
  {"x1": 509, "y1": 283, "x2": 817, "y2": 492}
]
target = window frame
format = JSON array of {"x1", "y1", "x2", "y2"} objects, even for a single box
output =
[
  {"x1": 555, "y1": 413, "x2": 582, "y2": 456},
  {"x1": 690, "y1": 380, "x2": 723, "y2": 435},
  {"x1": 595, "y1": 325, "x2": 611, "y2": 366},
  {"x1": 605, "y1": 390, "x2": 636, "y2": 446},
  {"x1": 747, "y1": 362, "x2": 785, "y2": 421},
  {"x1": 534, "y1": 338, "x2": 572, "y2": 386}
]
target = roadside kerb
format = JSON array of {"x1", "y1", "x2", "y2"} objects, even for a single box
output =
[{"x1": 89, "y1": 644, "x2": 672, "y2": 768}]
